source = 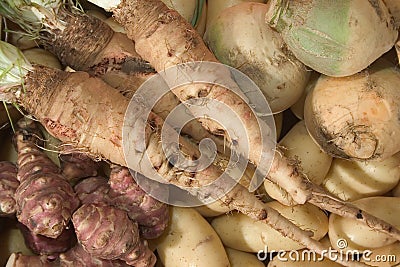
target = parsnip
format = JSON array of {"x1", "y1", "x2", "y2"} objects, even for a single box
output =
[
  {"x1": 155, "y1": 207, "x2": 231, "y2": 267},
  {"x1": 264, "y1": 121, "x2": 332, "y2": 205},
  {"x1": 211, "y1": 202, "x2": 328, "y2": 252},
  {"x1": 329, "y1": 197, "x2": 400, "y2": 251}
]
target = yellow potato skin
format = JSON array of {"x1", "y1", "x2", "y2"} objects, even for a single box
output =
[{"x1": 155, "y1": 207, "x2": 230, "y2": 267}]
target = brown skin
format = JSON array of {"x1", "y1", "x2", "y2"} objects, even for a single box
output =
[
  {"x1": 108, "y1": 0, "x2": 400, "y2": 241},
  {"x1": 14, "y1": 118, "x2": 80, "y2": 238},
  {"x1": 15, "y1": 65, "x2": 372, "y2": 266},
  {"x1": 0, "y1": 162, "x2": 19, "y2": 216}
]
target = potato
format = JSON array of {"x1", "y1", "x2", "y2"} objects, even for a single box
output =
[
  {"x1": 264, "y1": 121, "x2": 332, "y2": 205},
  {"x1": 361, "y1": 242, "x2": 400, "y2": 266},
  {"x1": 22, "y1": 48, "x2": 62, "y2": 70},
  {"x1": 323, "y1": 153, "x2": 400, "y2": 201},
  {"x1": 155, "y1": 207, "x2": 230, "y2": 267},
  {"x1": 391, "y1": 181, "x2": 400, "y2": 197},
  {"x1": 225, "y1": 247, "x2": 264, "y2": 267},
  {"x1": 211, "y1": 202, "x2": 328, "y2": 252},
  {"x1": 329, "y1": 197, "x2": 400, "y2": 251},
  {"x1": 104, "y1": 17, "x2": 126, "y2": 33}
]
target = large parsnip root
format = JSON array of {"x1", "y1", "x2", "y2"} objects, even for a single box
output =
[
  {"x1": 72, "y1": 203, "x2": 156, "y2": 266},
  {"x1": 0, "y1": 43, "x2": 380, "y2": 266},
  {"x1": 305, "y1": 59, "x2": 400, "y2": 161},
  {"x1": 88, "y1": 0, "x2": 400, "y2": 240},
  {"x1": 13, "y1": 119, "x2": 79, "y2": 238},
  {"x1": 0, "y1": 162, "x2": 19, "y2": 216}
]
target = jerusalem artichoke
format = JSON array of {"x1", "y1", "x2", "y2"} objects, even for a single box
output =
[
  {"x1": 0, "y1": 161, "x2": 19, "y2": 216},
  {"x1": 72, "y1": 203, "x2": 156, "y2": 266},
  {"x1": 13, "y1": 118, "x2": 80, "y2": 238}
]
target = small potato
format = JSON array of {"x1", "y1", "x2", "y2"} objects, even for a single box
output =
[
  {"x1": 264, "y1": 121, "x2": 332, "y2": 205},
  {"x1": 329, "y1": 197, "x2": 400, "y2": 251},
  {"x1": 155, "y1": 207, "x2": 230, "y2": 267},
  {"x1": 323, "y1": 153, "x2": 400, "y2": 201},
  {"x1": 211, "y1": 202, "x2": 328, "y2": 252},
  {"x1": 104, "y1": 17, "x2": 126, "y2": 33},
  {"x1": 22, "y1": 48, "x2": 62, "y2": 70},
  {"x1": 225, "y1": 247, "x2": 264, "y2": 267}
]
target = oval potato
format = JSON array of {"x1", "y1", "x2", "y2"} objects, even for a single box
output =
[
  {"x1": 211, "y1": 202, "x2": 328, "y2": 252},
  {"x1": 361, "y1": 241, "x2": 400, "y2": 266},
  {"x1": 195, "y1": 201, "x2": 232, "y2": 217},
  {"x1": 323, "y1": 153, "x2": 400, "y2": 201},
  {"x1": 329, "y1": 197, "x2": 400, "y2": 251},
  {"x1": 22, "y1": 48, "x2": 62, "y2": 70},
  {"x1": 155, "y1": 207, "x2": 230, "y2": 267}
]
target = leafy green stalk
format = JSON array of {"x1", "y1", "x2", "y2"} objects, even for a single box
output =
[{"x1": 0, "y1": 41, "x2": 32, "y2": 101}]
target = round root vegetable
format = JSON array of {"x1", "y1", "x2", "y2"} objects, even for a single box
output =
[
  {"x1": 322, "y1": 153, "x2": 400, "y2": 201},
  {"x1": 0, "y1": 42, "x2": 387, "y2": 266},
  {"x1": 204, "y1": 2, "x2": 310, "y2": 113},
  {"x1": 72, "y1": 203, "x2": 156, "y2": 266},
  {"x1": 0, "y1": 161, "x2": 19, "y2": 216},
  {"x1": 206, "y1": 0, "x2": 265, "y2": 29},
  {"x1": 329, "y1": 197, "x2": 400, "y2": 251},
  {"x1": 13, "y1": 119, "x2": 79, "y2": 238},
  {"x1": 60, "y1": 244, "x2": 130, "y2": 267},
  {"x1": 155, "y1": 207, "x2": 230, "y2": 267},
  {"x1": 87, "y1": 0, "x2": 400, "y2": 244},
  {"x1": 290, "y1": 72, "x2": 320, "y2": 120},
  {"x1": 264, "y1": 121, "x2": 332, "y2": 205},
  {"x1": 17, "y1": 222, "x2": 76, "y2": 259},
  {"x1": 383, "y1": 0, "x2": 400, "y2": 27},
  {"x1": 304, "y1": 59, "x2": 400, "y2": 161},
  {"x1": 265, "y1": 0, "x2": 398, "y2": 77}
]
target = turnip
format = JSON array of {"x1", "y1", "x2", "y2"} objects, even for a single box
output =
[
  {"x1": 204, "y1": 2, "x2": 310, "y2": 113},
  {"x1": 304, "y1": 59, "x2": 400, "y2": 161},
  {"x1": 265, "y1": 0, "x2": 398, "y2": 77}
]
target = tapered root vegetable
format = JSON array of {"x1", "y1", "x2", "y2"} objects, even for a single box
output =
[
  {"x1": 14, "y1": 119, "x2": 79, "y2": 238},
  {"x1": 87, "y1": 0, "x2": 400, "y2": 243},
  {"x1": 0, "y1": 162, "x2": 19, "y2": 216},
  {"x1": 155, "y1": 207, "x2": 230, "y2": 267},
  {"x1": 204, "y1": 2, "x2": 310, "y2": 113},
  {"x1": 0, "y1": 41, "x2": 387, "y2": 266},
  {"x1": 305, "y1": 59, "x2": 400, "y2": 161},
  {"x1": 265, "y1": 0, "x2": 398, "y2": 77},
  {"x1": 264, "y1": 121, "x2": 332, "y2": 205},
  {"x1": 211, "y1": 202, "x2": 328, "y2": 252},
  {"x1": 72, "y1": 203, "x2": 156, "y2": 266},
  {"x1": 323, "y1": 153, "x2": 400, "y2": 201}
]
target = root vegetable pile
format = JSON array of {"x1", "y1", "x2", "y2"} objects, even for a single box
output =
[{"x1": 0, "y1": 0, "x2": 400, "y2": 266}]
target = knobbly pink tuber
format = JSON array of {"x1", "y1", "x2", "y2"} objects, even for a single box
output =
[
  {"x1": 72, "y1": 203, "x2": 156, "y2": 266},
  {"x1": 0, "y1": 162, "x2": 19, "y2": 216},
  {"x1": 14, "y1": 119, "x2": 80, "y2": 238},
  {"x1": 109, "y1": 166, "x2": 169, "y2": 239}
]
